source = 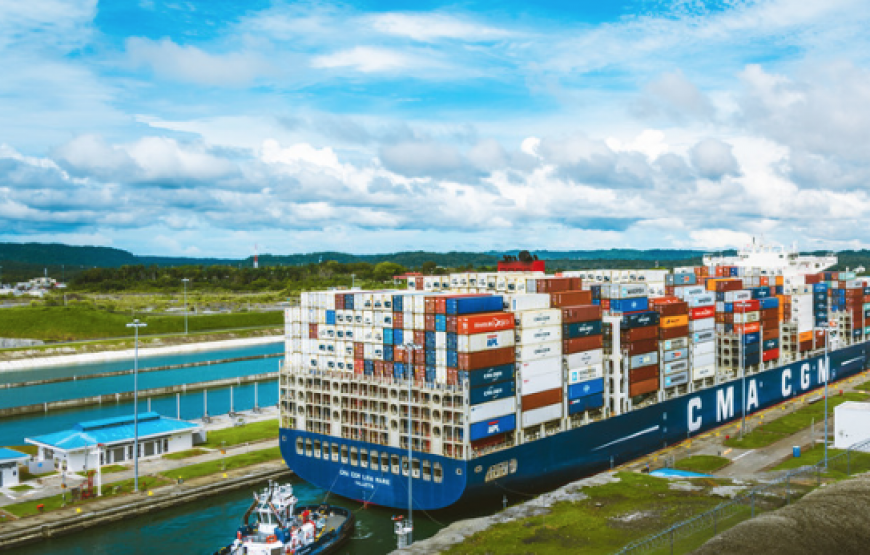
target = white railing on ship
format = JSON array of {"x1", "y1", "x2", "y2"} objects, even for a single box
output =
[{"x1": 282, "y1": 367, "x2": 469, "y2": 394}]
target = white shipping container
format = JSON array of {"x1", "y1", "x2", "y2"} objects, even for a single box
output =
[
  {"x1": 724, "y1": 290, "x2": 752, "y2": 302},
  {"x1": 436, "y1": 331, "x2": 446, "y2": 349},
  {"x1": 515, "y1": 308, "x2": 562, "y2": 329},
  {"x1": 518, "y1": 357, "x2": 562, "y2": 379},
  {"x1": 568, "y1": 363, "x2": 604, "y2": 384},
  {"x1": 662, "y1": 349, "x2": 687, "y2": 362},
  {"x1": 563, "y1": 349, "x2": 604, "y2": 368},
  {"x1": 510, "y1": 294, "x2": 551, "y2": 312},
  {"x1": 413, "y1": 314, "x2": 425, "y2": 330},
  {"x1": 515, "y1": 341, "x2": 562, "y2": 362},
  {"x1": 610, "y1": 283, "x2": 648, "y2": 299},
  {"x1": 687, "y1": 293, "x2": 716, "y2": 307},
  {"x1": 470, "y1": 397, "x2": 517, "y2": 424},
  {"x1": 519, "y1": 367, "x2": 562, "y2": 396},
  {"x1": 693, "y1": 364, "x2": 716, "y2": 380},
  {"x1": 733, "y1": 311, "x2": 760, "y2": 324},
  {"x1": 458, "y1": 330, "x2": 516, "y2": 353},
  {"x1": 515, "y1": 326, "x2": 562, "y2": 345},
  {"x1": 691, "y1": 341, "x2": 715, "y2": 356},
  {"x1": 693, "y1": 351, "x2": 715, "y2": 368},
  {"x1": 689, "y1": 318, "x2": 715, "y2": 332},
  {"x1": 521, "y1": 403, "x2": 562, "y2": 428}
]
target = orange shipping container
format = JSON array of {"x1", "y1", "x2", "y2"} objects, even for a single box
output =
[
  {"x1": 630, "y1": 378, "x2": 659, "y2": 397},
  {"x1": 522, "y1": 388, "x2": 562, "y2": 411},
  {"x1": 630, "y1": 364, "x2": 659, "y2": 383},
  {"x1": 660, "y1": 315, "x2": 689, "y2": 329},
  {"x1": 456, "y1": 312, "x2": 515, "y2": 335},
  {"x1": 798, "y1": 331, "x2": 812, "y2": 342},
  {"x1": 775, "y1": 276, "x2": 784, "y2": 286},
  {"x1": 550, "y1": 290, "x2": 592, "y2": 308},
  {"x1": 457, "y1": 347, "x2": 515, "y2": 370}
]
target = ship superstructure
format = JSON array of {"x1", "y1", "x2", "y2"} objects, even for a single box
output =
[{"x1": 278, "y1": 244, "x2": 870, "y2": 510}]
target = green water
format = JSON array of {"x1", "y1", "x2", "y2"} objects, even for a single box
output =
[{"x1": 14, "y1": 475, "x2": 492, "y2": 555}]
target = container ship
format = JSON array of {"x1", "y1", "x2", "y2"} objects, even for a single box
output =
[{"x1": 278, "y1": 242, "x2": 870, "y2": 510}]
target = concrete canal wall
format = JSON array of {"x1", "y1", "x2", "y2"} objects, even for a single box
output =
[
  {"x1": 0, "y1": 336, "x2": 282, "y2": 373},
  {"x1": 0, "y1": 464, "x2": 292, "y2": 551},
  {"x1": 0, "y1": 372, "x2": 279, "y2": 417},
  {"x1": 0, "y1": 353, "x2": 282, "y2": 389}
]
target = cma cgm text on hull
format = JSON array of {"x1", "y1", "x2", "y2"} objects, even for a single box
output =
[{"x1": 278, "y1": 242, "x2": 870, "y2": 510}]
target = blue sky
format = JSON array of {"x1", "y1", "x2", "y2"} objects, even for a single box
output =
[{"x1": 2, "y1": 0, "x2": 870, "y2": 257}]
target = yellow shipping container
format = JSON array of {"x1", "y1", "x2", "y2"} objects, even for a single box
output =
[{"x1": 660, "y1": 315, "x2": 689, "y2": 328}]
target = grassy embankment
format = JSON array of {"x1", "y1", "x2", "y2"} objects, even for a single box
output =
[
  {"x1": 723, "y1": 392, "x2": 868, "y2": 449},
  {"x1": 0, "y1": 305, "x2": 282, "y2": 341},
  {"x1": 168, "y1": 447, "x2": 282, "y2": 482},
  {"x1": 4, "y1": 476, "x2": 172, "y2": 518},
  {"x1": 674, "y1": 455, "x2": 732, "y2": 474},
  {"x1": 162, "y1": 448, "x2": 209, "y2": 460},
  {"x1": 201, "y1": 419, "x2": 278, "y2": 448},
  {"x1": 443, "y1": 473, "x2": 750, "y2": 555}
]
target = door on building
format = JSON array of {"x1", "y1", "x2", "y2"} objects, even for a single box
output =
[
  {"x1": 112, "y1": 447, "x2": 125, "y2": 463},
  {"x1": 144, "y1": 442, "x2": 155, "y2": 457}
]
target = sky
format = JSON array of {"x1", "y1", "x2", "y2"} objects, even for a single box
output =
[{"x1": 2, "y1": 0, "x2": 870, "y2": 257}]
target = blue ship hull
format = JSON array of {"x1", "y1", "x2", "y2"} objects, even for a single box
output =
[{"x1": 279, "y1": 342, "x2": 869, "y2": 510}]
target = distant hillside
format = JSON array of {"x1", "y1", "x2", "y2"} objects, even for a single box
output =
[{"x1": 494, "y1": 249, "x2": 731, "y2": 261}]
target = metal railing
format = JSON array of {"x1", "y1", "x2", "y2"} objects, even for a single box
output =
[{"x1": 615, "y1": 436, "x2": 870, "y2": 555}]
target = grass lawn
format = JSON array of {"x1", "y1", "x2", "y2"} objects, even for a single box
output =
[
  {"x1": 674, "y1": 455, "x2": 731, "y2": 474},
  {"x1": 4, "y1": 476, "x2": 170, "y2": 518},
  {"x1": 0, "y1": 305, "x2": 281, "y2": 341},
  {"x1": 18, "y1": 469, "x2": 57, "y2": 482},
  {"x1": 855, "y1": 381, "x2": 870, "y2": 392},
  {"x1": 2, "y1": 445, "x2": 38, "y2": 456},
  {"x1": 771, "y1": 446, "x2": 870, "y2": 476},
  {"x1": 443, "y1": 473, "x2": 732, "y2": 555},
  {"x1": 169, "y1": 447, "x2": 281, "y2": 482},
  {"x1": 724, "y1": 392, "x2": 868, "y2": 449},
  {"x1": 201, "y1": 419, "x2": 278, "y2": 448},
  {"x1": 10, "y1": 485, "x2": 33, "y2": 492},
  {"x1": 162, "y1": 448, "x2": 209, "y2": 460}
]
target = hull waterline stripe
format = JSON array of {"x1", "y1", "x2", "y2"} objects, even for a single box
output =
[{"x1": 592, "y1": 425, "x2": 660, "y2": 451}]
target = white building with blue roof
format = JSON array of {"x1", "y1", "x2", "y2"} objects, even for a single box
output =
[
  {"x1": 26, "y1": 412, "x2": 203, "y2": 472},
  {"x1": 0, "y1": 448, "x2": 30, "y2": 487}
]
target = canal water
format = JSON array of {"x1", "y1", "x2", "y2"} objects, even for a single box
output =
[
  {"x1": 0, "y1": 342, "x2": 283, "y2": 446},
  {"x1": 13, "y1": 475, "x2": 491, "y2": 555}
]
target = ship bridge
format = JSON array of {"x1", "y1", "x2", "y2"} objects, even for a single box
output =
[{"x1": 703, "y1": 242, "x2": 836, "y2": 277}]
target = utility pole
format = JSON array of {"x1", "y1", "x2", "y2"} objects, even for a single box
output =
[{"x1": 126, "y1": 319, "x2": 147, "y2": 492}]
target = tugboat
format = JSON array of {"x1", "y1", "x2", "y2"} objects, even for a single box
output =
[{"x1": 214, "y1": 482, "x2": 355, "y2": 555}]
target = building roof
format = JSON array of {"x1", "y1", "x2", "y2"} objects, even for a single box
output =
[
  {"x1": 26, "y1": 412, "x2": 201, "y2": 452},
  {"x1": 0, "y1": 448, "x2": 30, "y2": 462}
]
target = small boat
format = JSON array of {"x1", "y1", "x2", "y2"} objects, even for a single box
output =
[{"x1": 214, "y1": 482, "x2": 355, "y2": 555}]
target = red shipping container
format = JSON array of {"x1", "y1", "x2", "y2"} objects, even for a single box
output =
[
  {"x1": 425, "y1": 297, "x2": 437, "y2": 314},
  {"x1": 414, "y1": 277, "x2": 424, "y2": 289},
  {"x1": 445, "y1": 315, "x2": 457, "y2": 333},
  {"x1": 522, "y1": 388, "x2": 562, "y2": 411},
  {"x1": 630, "y1": 378, "x2": 659, "y2": 397},
  {"x1": 733, "y1": 299, "x2": 760, "y2": 311},
  {"x1": 659, "y1": 325, "x2": 689, "y2": 340},
  {"x1": 457, "y1": 347, "x2": 515, "y2": 371},
  {"x1": 446, "y1": 368, "x2": 458, "y2": 385},
  {"x1": 563, "y1": 335, "x2": 603, "y2": 354},
  {"x1": 654, "y1": 302, "x2": 688, "y2": 317},
  {"x1": 354, "y1": 359, "x2": 364, "y2": 374},
  {"x1": 761, "y1": 316, "x2": 778, "y2": 329},
  {"x1": 335, "y1": 294, "x2": 345, "y2": 310},
  {"x1": 621, "y1": 326, "x2": 658, "y2": 342},
  {"x1": 762, "y1": 328, "x2": 780, "y2": 340},
  {"x1": 561, "y1": 304, "x2": 602, "y2": 323},
  {"x1": 714, "y1": 279, "x2": 743, "y2": 292},
  {"x1": 763, "y1": 348, "x2": 780, "y2": 362},
  {"x1": 353, "y1": 342, "x2": 364, "y2": 356},
  {"x1": 537, "y1": 277, "x2": 574, "y2": 294},
  {"x1": 309, "y1": 323, "x2": 319, "y2": 338},
  {"x1": 799, "y1": 340, "x2": 812, "y2": 352},
  {"x1": 650, "y1": 296, "x2": 682, "y2": 306},
  {"x1": 471, "y1": 433, "x2": 506, "y2": 450},
  {"x1": 630, "y1": 364, "x2": 659, "y2": 383},
  {"x1": 457, "y1": 312, "x2": 514, "y2": 334},
  {"x1": 601, "y1": 299, "x2": 611, "y2": 310},
  {"x1": 805, "y1": 274, "x2": 821, "y2": 284},
  {"x1": 550, "y1": 290, "x2": 592, "y2": 308},
  {"x1": 734, "y1": 322, "x2": 760, "y2": 334},
  {"x1": 690, "y1": 306, "x2": 715, "y2": 320},
  {"x1": 413, "y1": 349, "x2": 427, "y2": 365},
  {"x1": 425, "y1": 314, "x2": 436, "y2": 331},
  {"x1": 625, "y1": 338, "x2": 658, "y2": 355},
  {"x1": 761, "y1": 307, "x2": 778, "y2": 319},
  {"x1": 374, "y1": 360, "x2": 384, "y2": 374},
  {"x1": 384, "y1": 362, "x2": 393, "y2": 375},
  {"x1": 394, "y1": 312, "x2": 404, "y2": 328},
  {"x1": 414, "y1": 331, "x2": 426, "y2": 345}
]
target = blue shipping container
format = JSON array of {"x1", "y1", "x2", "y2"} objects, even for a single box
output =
[
  {"x1": 469, "y1": 414, "x2": 516, "y2": 442},
  {"x1": 760, "y1": 297, "x2": 779, "y2": 309},
  {"x1": 345, "y1": 294, "x2": 354, "y2": 310},
  {"x1": 610, "y1": 297, "x2": 649, "y2": 313},
  {"x1": 384, "y1": 328, "x2": 394, "y2": 345},
  {"x1": 465, "y1": 364, "x2": 515, "y2": 388},
  {"x1": 384, "y1": 345, "x2": 393, "y2": 362},
  {"x1": 813, "y1": 284, "x2": 828, "y2": 293},
  {"x1": 326, "y1": 310, "x2": 336, "y2": 325},
  {"x1": 435, "y1": 314, "x2": 447, "y2": 332},
  {"x1": 425, "y1": 331, "x2": 436, "y2": 349},
  {"x1": 763, "y1": 338, "x2": 779, "y2": 351},
  {"x1": 392, "y1": 295, "x2": 403, "y2": 311},
  {"x1": 446, "y1": 333, "x2": 458, "y2": 350},
  {"x1": 393, "y1": 329, "x2": 404, "y2": 346},
  {"x1": 563, "y1": 320, "x2": 603, "y2": 339},
  {"x1": 447, "y1": 351, "x2": 458, "y2": 368},
  {"x1": 469, "y1": 381, "x2": 516, "y2": 405},
  {"x1": 568, "y1": 378, "x2": 604, "y2": 400},
  {"x1": 620, "y1": 310, "x2": 659, "y2": 329},
  {"x1": 743, "y1": 331, "x2": 760, "y2": 345},
  {"x1": 445, "y1": 296, "x2": 503, "y2": 315},
  {"x1": 568, "y1": 393, "x2": 604, "y2": 415}
]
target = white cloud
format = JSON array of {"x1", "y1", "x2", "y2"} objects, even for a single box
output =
[
  {"x1": 689, "y1": 138, "x2": 741, "y2": 180},
  {"x1": 370, "y1": 13, "x2": 511, "y2": 42},
  {"x1": 311, "y1": 46, "x2": 424, "y2": 73},
  {"x1": 126, "y1": 38, "x2": 274, "y2": 86},
  {"x1": 636, "y1": 70, "x2": 715, "y2": 121}
]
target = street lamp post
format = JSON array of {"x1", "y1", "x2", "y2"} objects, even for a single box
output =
[
  {"x1": 126, "y1": 319, "x2": 147, "y2": 492},
  {"x1": 740, "y1": 302, "x2": 747, "y2": 437},
  {"x1": 823, "y1": 321, "x2": 834, "y2": 469},
  {"x1": 182, "y1": 278, "x2": 190, "y2": 334}
]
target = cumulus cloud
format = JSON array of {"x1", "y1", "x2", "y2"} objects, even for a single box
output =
[
  {"x1": 538, "y1": 135, "x2": 654, "y2": 188},
  {"x1": 634, "y1": 70, "x2": 715, "y2": 122},
  {"x1": 125, "y1": 38, "x2": 273, "y2": 86},
  {"x1": 689, "y1": 138, "x2": 740, "y2": 180},
  {"x1": 379, "y1": 140, "x2": 477, "y2": 180}
]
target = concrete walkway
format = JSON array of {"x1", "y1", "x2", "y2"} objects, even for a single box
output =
[{"x1": 0, "y1": 406, "x2": 281, "y2": 508}]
